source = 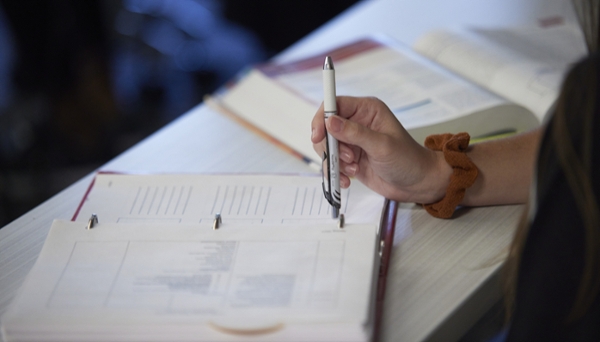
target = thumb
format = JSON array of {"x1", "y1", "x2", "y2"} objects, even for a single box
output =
[{"x1": 326, "y1": 115, "x2": 383, "y2": 154}]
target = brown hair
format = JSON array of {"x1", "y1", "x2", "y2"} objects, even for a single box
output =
[
  {"x1": 572, "y1": 0, "x2": 600, "y2": 53},
  {"x1": 503, "y1": 49, "x2": 600, "y2": 323}
]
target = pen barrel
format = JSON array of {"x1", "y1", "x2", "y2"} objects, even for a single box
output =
[
  {"x1": 323, "y1": 69, "x2": 337, "y2": 112},
  {"x1": 323, "y1": 58, "x2": 340, "y2": 215}
]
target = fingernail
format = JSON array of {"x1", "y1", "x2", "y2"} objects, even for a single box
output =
[
  {"x1": 328, "y1": 116, "x2": 343, "y2": 132},
  {"x1": 341, "y1": 150, "x2": 352, "y2": 163},
  {"x1": 311, "y1": 128, "x2": 315, "y2": 140},
  {"x1": 345, "y1": 164, "x2": 357, "y2": 176}
]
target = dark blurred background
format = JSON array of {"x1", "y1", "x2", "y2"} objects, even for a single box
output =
[{"x1": 0, "y1": 0, "x2": 360, "y2": 228}]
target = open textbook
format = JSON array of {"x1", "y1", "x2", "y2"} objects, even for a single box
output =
[
  {"x1": 207, "y1": 22, "x2": 587, "y2": 165},
  {"x1": 1, "y1": 173, "x2": 396, "y2": 342}
]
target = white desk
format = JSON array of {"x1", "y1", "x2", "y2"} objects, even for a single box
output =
[{"x1": 0, "y1": 1, "x2": 577, "y2": 341}]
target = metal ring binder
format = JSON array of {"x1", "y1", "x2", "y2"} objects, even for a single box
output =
[
  {"x1": 86, "y1": 214, "x2": 98, "y2": 230},
  {"x1": 213, "y1": 213, "x2": 222, "y2": 230}
]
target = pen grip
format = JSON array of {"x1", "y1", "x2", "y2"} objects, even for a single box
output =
[{"x1": 324, "y1": 111, "x2": 341, "y2": 208}]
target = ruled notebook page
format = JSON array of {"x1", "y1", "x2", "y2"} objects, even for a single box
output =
[{"x1": 73, "y1": 173, "x2": 384, "y2": 227}]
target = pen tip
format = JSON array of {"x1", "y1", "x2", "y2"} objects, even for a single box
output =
[
  {"x1": 332, "y1": 206, "x2": 339, "y2": 219},
  {"x1": 324, "y1": 56, "x2": 334, "y2": 70}
]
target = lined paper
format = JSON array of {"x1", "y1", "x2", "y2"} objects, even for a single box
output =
[{"x1": 74, "y1": 174, "x2": 383, "y2": 226}]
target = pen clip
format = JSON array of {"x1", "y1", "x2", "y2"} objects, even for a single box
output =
[
  {"x1": 321, "y1": 151, "x2": 335, "y2": 207},
  {"x1": 322, "y1": 149, "x2": 342, "y2": 223}
]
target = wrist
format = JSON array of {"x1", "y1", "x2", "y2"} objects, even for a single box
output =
[
  {"x1": 397, "y1": 149, "x2": 451, "y2": 204},
  {"x1": 430, "y1": 150, "x2": 453, "y2": 203}
]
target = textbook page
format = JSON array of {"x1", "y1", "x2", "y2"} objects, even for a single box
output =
[
  {"x1": 217, "y1": 38, "x2": 538, "y2": 164},
  {"x1": 413, "y1": 22, "x2": 587, "y2": 120},
  {"x1": 1, "y1": 220, "x2": 378, "y2": 341},
  {"x1": 217, "y1": 70, "x2": 320, "y2": 165},
  {"x1": 271, "y1": 42, "x2": 524, "y2": 132},
  {"x1": 74, "y1": 173, "x2": 384, "y2": 227}
]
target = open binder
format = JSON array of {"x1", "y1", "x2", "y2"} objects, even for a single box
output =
[{"x1": 1, "y1": 173, "x2": 397, "y2": 342}]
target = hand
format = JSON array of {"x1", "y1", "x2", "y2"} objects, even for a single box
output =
[{"x1": 311, "y1": 96, "x2": 451, "y2": 204}]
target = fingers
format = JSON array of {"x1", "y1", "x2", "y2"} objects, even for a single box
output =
[
  {"x1": 311, "y1": 103, "x2": 326, "y2": 144},
  {"x1": 341, "y1": 161, "x2": 358, "y2": 177},
  {"x1": 340, "y1": 173, "x2": 351, "y2": 188},
  {"x1": 313, "y1": 100, "x2": 360, "y2": 163},
  {"x1": 318, "y1": 96, "x2": 403, "y2": 153},
  {"x1": 314, "y1": 138, "x2": 356, "y2": 188},
  {"x1": 312, "y1": 96, "x2": 380, "y2": 144},
  {"x1": 335, "y1": 96, "x2": 372, "y2": 120},
  {"x1": 313, "y1": 95, "x2": 404, "y2": 172},
  {"x1": 325, "y1": 115, "x2": 383, "y2": 155},
  {"x1": 339, "y1": 144, "x2": 355, "y2": 163},
  {"x1": 313, "y1": 134, "x2": 357, "y2": 162}
]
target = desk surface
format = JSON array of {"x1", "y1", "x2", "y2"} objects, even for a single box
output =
[{"x1": 0, "y1": 1, "x2": 576, "y2": 341}]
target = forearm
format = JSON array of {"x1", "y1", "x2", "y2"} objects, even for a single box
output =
[{"x1": 460, "y1": 128, "x2": 543, "y2": 206}]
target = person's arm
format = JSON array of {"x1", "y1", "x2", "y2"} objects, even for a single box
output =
[
  {"x1": 463, "y1": 129, "x2": 541, "y2": 206},
  {"x1": 311, "y1": 96, "x2": 542, "y2": 207}
]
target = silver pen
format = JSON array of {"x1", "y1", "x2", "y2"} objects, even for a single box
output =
[{"x1": 322, "y1": 56, "x2": 341, "y2": 218}]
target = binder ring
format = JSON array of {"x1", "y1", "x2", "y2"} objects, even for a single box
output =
[
  {"x1": 86, "y1": 214, "x2": 98, "y2": 230},
  {"x1": 213, "y1": 213, "x2": 222, "y2": 230}
]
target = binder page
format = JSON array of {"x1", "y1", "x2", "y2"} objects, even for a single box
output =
[
  {"x1": 413, "y1": 23, "x2": 587, "y2": 120},
  {"x1": 74, "y1": 173, "x2": 384, "y2": 227},
  {"x1": 1, "y1": 220, "x2": 378, "y2": 341}
]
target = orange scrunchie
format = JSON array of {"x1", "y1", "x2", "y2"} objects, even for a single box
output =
[{"x1": 423, "y1": 132, "x2": 479, "y2": 219}]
